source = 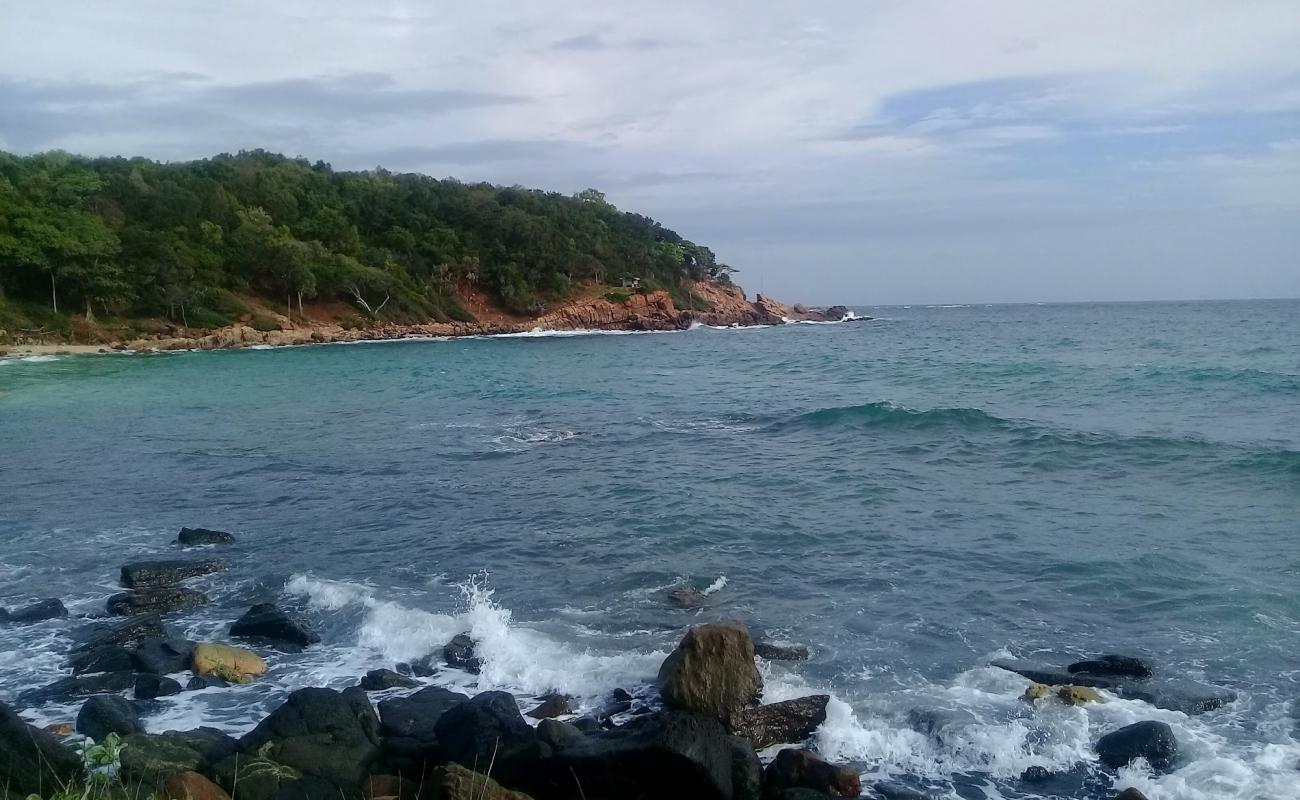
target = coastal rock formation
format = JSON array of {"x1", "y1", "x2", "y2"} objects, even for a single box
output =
[
  {"x1": 76, "y1": 694, "x2": 144, "y2": 741},
  {"x1": 657, "y1": 621, "x2": 763, "y2": 719},
  {"x1": 23, "y1": 670, "x2": 137, "y2": 704},
  {"x1": 132, "y1": 637, "x2": 197, "y2": 674},
  {"x1": 121, "y1": 559, "x2": 227, "y2": 589},
  {"x1": 1068, "y1": 654, "x2": 1153, "y2": 679},
  {"x1": 163, "y1": 771, "x2": 232, "y2": 800},
  {"x1": 177, "y1": 527, "x2": 237, "y2": 546},
  {"x1": 191, "y1": 642, "x2": 267, "y2": 683},
  {"x1": 230, "y1": 603, "x2": 320, "y2": 649},
  {"x1": 433, "y1": 691, "x2": 541, "y2": 786},
  {"x1": 437, "y1": 763, "x2": 535, "y2": 800},
  {"x1": 1058, "y1": 685, "x2": 1105, "y2": 705},
  {"x1": 0, "y1": 699, "x2": 83, "y2": 796},
  {"x1": 992, "y1": 658, "x2": 1234, "y2": 714},
  {"x1": 360, "y1": 668, "x2": 420, "y2": 691},
  {"x1": 1095, "y1": 721, "x2": 1179, "y2": 771},
  {"x1": 377, "y1": 686, "x2": 468, "y2": 775},
  {"x1": 135, "y1": 673, "x2": 184, "y2": 699},
  {"x1": 73, "y1": 613, "x2": 168, "y2": 652},
  {"x1": 239, "y1": 687, "x2": 382, "y2": 792},
  {"x1": 526, "y1": 693, "x2": 573, "y2": 719},
  {"x1": 668, "y1": 584, "x2": 708, "y2": 608},
  {"x1": 726, "y1": 695, "x2": 829, "y2": 749},
  {"x1": 119, "y1": 728, "x2": 238, "y2": 785},
  {"x1": 108, "y1": 587, "x2": 209, "y2": 616},
  {"x1": 67, "y1": 643, "x2": 135, "y2": 674},
  {"x1": 443, "y1": 633, "x2": 483, "y2": 673},
  {"x1": 1, "y1": 598, "x2": 68, "y2": 623},
  {"x1": 753, "y1": 641, "x2": 811, "y2": 661},
  {"x1": 763, "y1": 748, "x2": 862, "y2": 798}
]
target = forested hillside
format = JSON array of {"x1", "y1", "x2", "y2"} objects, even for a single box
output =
[{"x1": 0, "y1": 150, "x2": 734, "y2": 336}]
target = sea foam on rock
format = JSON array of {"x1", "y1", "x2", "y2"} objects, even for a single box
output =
[
  {"x1": 991, "y1": 657, "x2": 1235, "y2": 714},
  {"x1": 1, "y1": 598, "x2": 69, "y2": 623},
  {"x1": 657, "y1": 621, "x2": 763, "y2": 719}
]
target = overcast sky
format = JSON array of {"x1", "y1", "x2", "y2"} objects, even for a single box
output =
[{"x1": 3, "y1": 1, "x2": 1298, "y2": 304}]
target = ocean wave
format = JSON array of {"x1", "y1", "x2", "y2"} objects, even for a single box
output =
[{"x1": 774, "y1": 401, "x2": 1009, "y2": 433}]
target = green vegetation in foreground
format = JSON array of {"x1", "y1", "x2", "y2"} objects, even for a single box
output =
[{"x1": 0, "y1": 149, "x2": 735, "y2": 341}]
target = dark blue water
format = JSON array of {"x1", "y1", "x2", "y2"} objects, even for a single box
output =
[{"x1": 2, "y1": 300, "x2": 1299, "y2": 799}]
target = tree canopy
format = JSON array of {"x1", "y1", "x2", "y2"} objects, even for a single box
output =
[{"x1": 0, "y1": 149, "x2": 735, "y2": 331}]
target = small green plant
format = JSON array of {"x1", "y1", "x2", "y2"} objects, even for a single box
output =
[
  {"x1": 23, "y1": 732, "x2": 161, "y2": 800},
  {"x1": 249, "y1": 313, "x2": 281, "y2": 332},
  {"x1": 604, "y1": 290, "x2": 631, "y2": 304}
]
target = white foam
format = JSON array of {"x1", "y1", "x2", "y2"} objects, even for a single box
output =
[{"x1": 701, "y1": 575, "x2": 728, "y2": 595}]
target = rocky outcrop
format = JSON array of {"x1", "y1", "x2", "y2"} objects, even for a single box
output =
[
  {"x1": 433, "y1": 691, "x2": 540, "y2": 787},
  {"x1": 753, "y1": 641, "x2": 810, "y2": 661},
  {"x1": 76, "y1": 694, "x2": 144, "y2": 741},
  {"x1": 132, "y1": 637, "x2": 197, "y2": 674},
  {"x1": 1068, "y1": 654, "x2": 1153, "y2": 679},
  {"x1": 22, "y1": 670, "x2": 137, "y2": 704},
  {"x1": 177, "y1": 527, "x2": 237, "y2": 546},
  {"x1": 1095, "y1": 721, "x2": 1179, "y2": 771},
  {"x1": 121, "y1": 559, "x2": 226, "y2": 589},
  {"x1": 360, "y1": 669, "x2": 420, "y2": 691},
  {"x1": 68, "y1": 643, "x2": 135, "y2": 675},
  {"x1": 377, "y1": 686, "x2": 469, "y2": 776},
  {"x1": 119, "y1": 728, "x2": 238, "y2": 785},
  {"x1": 668, "y1": 584, "x2": 708, "y2": 608},
  {"x1": 73, "y1": 613, "x2": 168, "y2": 653},
  {"x1": 239, "y1": 687, "x2": 382, "y2": 793},
  {"x1": 525, "y1": 693, "x2": 573, "y2": 720},
  {"x1": 657, "y1": 621, "x2": 763, "y2": 719},
  {"x1": 992, "y1": 658, "x2": 1234, "y2": 714},
  {"x1": 763, "y1": 748, "x2": 861, "y2": 798},
  {"x1": 0, "y1": 699, "x2": 83, "y2": 796},
  {"x1": 2, "y1": 598, "x2": 68, "y2": 624},
  {"x1": 1058, "y1": 685, "x2": 1104, "y2": 705},
  {"x1": 135, "y1": 673, "x2": 184, "y2": 699},
  {"x1": 726, "y1": 695, "x2": 829, "y2": 749},
  {"x1": 107, "y1": 587, "x2": 209, "y2": 616},
  {"x1": 230, "y1": 603, "x2": 320, "y2": 650},
  {"x1": 191, "y1": 642, "x2": 267, "y2": 683},
  {"x1": 443, "y1": 633, "x2": 483, "y2": 673}
]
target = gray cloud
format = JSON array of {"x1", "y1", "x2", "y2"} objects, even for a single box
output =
[{"x1": 552, "y1": 33, "x2": 608, "y2": 51}]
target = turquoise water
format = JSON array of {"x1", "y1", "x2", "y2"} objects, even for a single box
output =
[{"x1": 2, "y1": 300, "x2": 1299, "y2": 799}]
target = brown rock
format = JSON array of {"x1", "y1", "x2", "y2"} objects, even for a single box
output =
[
  {"x1": 191, "y1": 643, "x2": 267, "y2": 684},
  {"x1": 43, "y1": 723, "x2": 74, "y2": 736},
  {"x1": 436, "y1": 763, "x2": 533, "y2": 799},
  {"x1": 727, "y1": 695, "x2": 829, "y2": 749},
  {"x1": 1059, "y1": 685, "x2": 1105, "y2": 706},
  {"x1": 363, "y1": 774, "x2": 422, "y2": 800},
  {"x1": 525, "y1": 693, "x2": 573, "y2": 719},
  {"x1": 668, "y1": 584, "x2": 707, "y2": 608},
  {"x1": 162, "y1": 771, "x2": 230, "y2": 800},
  {"x1": 1023, "y1": 683, "x2": 1052, "y2": 702},
  {"x1": 764, "y1": 748, "x2": 861, "y2": 797},
  {"x1": 656, "y1": 621, "x2": 762, "y2": 719}
]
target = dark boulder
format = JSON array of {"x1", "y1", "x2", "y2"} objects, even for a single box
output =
[
  {"x1": 1115, "y1": 789, "x2": 1150, "y2": 800},
  {"x1": 443, "y1": 633, "x2": 483, "y2": 673},
  {"x1": 3, "y1": 598, "x2": 69, "y2": 623},
  {"x1": 873, "y1": 781, "x2": 929, "y2": 799},
  {"x1": 1069, "y1": 655, "x2": 1153, "y2": 679},
  {"x1": 729, "y1": 735, "x2": 763, "y2": 800},
  {"x1": 177, "y1": 527, "x2": 236, "y2": 546},
  {"x1": 119, "y1": 728, "x2": 238, "y2": 785},
  {"x1": 1095, "y1": 721, "x2": 1179, "y2": 771},
  {"x1": 905, "y1": 707, "x2": 976, "y2": 745},
  {"x1": 657, "y1": 621, "x2": 763, "y2": 719},
  {"x1": 526, "y1": 693, "x2": 573, "y2": 719},
  {"x1": 408, "y1": 653, "x2": 438, "y2": 677},
  {"x1": 1020, "y1": 766, "x2": 1051, "y2": 783},
  {"x1": 239, "y1": 686, "x2": 381, "y2": 792},
  {"x1": 23, "y1": 671, "x2": 137, "y2": 704},
  {"x1": 536, "y1": 718, "x2": 585, "y2": 750},
  {"x1": 596, "y1": 687, "x2": 634, "y2": 720},
  {"x1": 754, "y1": 641, "x2": 810, "y2": 661},
  {"x1": 230, "y1": 603, "x2": 320, "y2": 649},
  {"x1": 763, "y1": 748, "x2": 861, "y2": 798},
  {"x1": 120, "y1": 559, "x2": 226, "y2": 589},
  {"x1": 186, "y1": 675, "x2": 230, "y2": 690},
  {"x1": 669, "y1": 584, "x2": 708, "y2": 608},
  {"x1": 67, "y1": 643, "x2": 135, "y2": 675},
  {"x1": 727, "y1": 695, "x2": 829, "y2": 749},
  {"x1": 73, "y1": 613, "x2": 168, "y2": 653},
  {"x1": 107, "y1": 587, "x2": 208, "y2": 616},
  {"x1": 378, "y1": 686, "x2": 468, "y2": 776},
  {"x1": 433, "y1": 690, "x2": 539, "y2": 786},
  {"x1": 76, "y1": 694, "x2": 144, "y2": 741},
  {"x1": 360, "y1": 668, "x2": 420, "y2": 691},
  {"x1": 132, "y1": 637, "x2": 196, "y2": 674},
  {"x1": 135, "y1": 673, "x2": 184, "y2": 699},
  {"x1": 0, "y1": 699, "x2": 83, "y2": 796},
  {"x1": 211, "y1": 752, "x2": 302, "y2": 800}
]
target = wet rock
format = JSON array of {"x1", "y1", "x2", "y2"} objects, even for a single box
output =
[
  {"x1": 3, "y1": 598, "x2": 69, "y2": 623},
  {"x1": 905, "y1": 707, "x2": 976, "y2": 744},
  {"x1": 177, "y1": 527, "x2": 237, "y2": 546},
  {"x1": 1020, "y1": 766, "x2": 1051, "y2": 783},
  {"x1": 73, "y1": 613, "x2": 168, "y2": 652},
  {"x1": 107, "y1": 587, "x2": 208, "y2": 616},
  {"x1": 0, "y1": 699, "x2": 83, "y2": 796},
  {"x1": 873, "y1": 781, "x2": 929, "y2": 799},
  {"x1": 23, "y1": 671, "x2": 137, "y2": 704},
  {"x1": 360, "y1": 668, "x2": 420, "y2": 691},
  {"x1": 186, "y1": 675, "x2": 230, "y2": 690},
  {"x1": 211, "y1": 752, "x2": 301, "y2": 800},
  {"x1": 67, "y1": 643, "x2": 135, "y2": 675},
  {"x1": 163, "y1": 771, "x2": 231, "y2": 800},
  {"x1": 135, "y1": 673, "x2": 183, "y2": 699},
  {"x1": 230, "y1": 603, "x2": 320, "y2": 649},
  {"x1": 762, "y1": 747, "x2": 861, "y2": 798},
  {"x1": 726, "y1": 695, "x2": 829, "y2": 749},
  {"x1": 239, "y1": 687, "x2": 382, "y2": 792},
  {"x1": 443, "y1": 632, "x2": 483, "y2": 673},
  {"x1": 76, "y1": 694, "x2": 144, "y2": 741},
  {"x1": 1022, "y1": 683, "x2": 1053, "y2": 702},
  {"x1": 596, "y1": 687, "x2": 634, "y2": 720},
  {"x1": 191, "y1": 642, "x2": 267, "y2": 683},
  {"x1": 120, "y1": 728, "x2": 238, "y2": 784},
  {"x1": 571, "y1": 716, "x2": 602, "y2": 733},
  {"x1": 526, "y1": 693, "x2": 573, "y2": 719},
  {"x1": 436, "y1": 762, "x2": 534, "y2": 800},
  {"x1": 992, "y1": 658, "x2": 1234, "y2": 714},
  {"x1": 536, "y1": 718, "x2": 585, "y2": 749},
  {"x1": 754, "y1": 641, "x2": 810, "y2": 661},
  {"x1": 1115, "y1": 789, "x2": 1149, "y2": 800},
  {"x1": 729, "y1": 735, "x2": 763, "y2": 800},
  {"x1": 132, "y1": 637, "x2": 197, "y2": 674},
  {"x1": 120, "y1": 559, "x2": 226, "y2": 589},
  {"x1": 1095, "y1": 721, "x2": 1179, "y2": 771},
  {"x1": 44, "y1": 722, "x2": 75, "y2": 736},
  {"x1": 1069, "y1": 654, "x2": 1153, "y2": 679},
  {"x1": 408, "y1": 653, "x2": 438, "y2": 677},
  {"x1": 669, "y1": 584, "x2": 708, "y2": 608},
  {"x1": 1059, "y1": 685, "x2": 1105, "y2": 705},
  {"x1": 434, "y1": 690, "x2": 540, "y2": 786},
  {"x1": 657, "y1": 621, "x2": 763, "y2": 719},
  {"x1": 378, "y1": 686, "x2": 469, "y2": 776}
]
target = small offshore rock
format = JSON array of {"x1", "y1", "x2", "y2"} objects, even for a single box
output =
[
  {"x1": 763, "y1": 747, "x2": 862, "y2": 798},
  {"x1": 107, "y1": 587, "x2": 208, "y2": 616},
  {"x1": 657, "y1": 621, "x2": 763, "y2": 719},
  {"x1": 1069, "y1": 654, "x2": 1153, "y2": 679},
  {"x1": 3, "y1": 598, "x2": 69, "y2": 623},
  {"x1": 726, "y1": 695, "x2": 829, "y2": 749},
  {"x1": 754, "y1": 641, "x2": 810, "y2": 661},
  {"x1": 904, "y1": 707, "x2": 976, "y2": 744},
  {"x1": 1023, "y1": 683, "x2": 1053, "y2": 702},
  {"x1": 120, "y1": 559, "x2": 226, "y2": 589},
  {"x1": 360, "y1": 668, "x2": 420, "y2": 691},
  {"x1": 526, "y1": 692, "x2": 573, "y2": 719},
  {"x1": 409, "y1": 653, "x2": 438, "y2": 676},
  {"x1": 132, "y1": 637, "x2": 197, "y2": 674},
  {"x1": 1115, "y1": 789, "x2": 1150, "y2": 800},
  {"x1": 23, "y1": 671, "x2": 137, "y2": 704},
  {"x1": 443, "y1": 632, "x2": 483, "y2": 673},
  {"x1": 191, "y1": 642, "x2": 267, "y2": 683},
  {"x1": 163, "y1": 771, "x2": 231, "y2": 800},
  {"x1": 68, "y1": 644, "x2": 135, "y2": 675},
  {"x1": 1021, "y1": 765, "x2": 1052, "y2": 783},
  {"x1": 177, "y1": 527, "x2": 237, "y2": 546},
  {"x1": 135, "y1": 673, "x2": 184, "y2": 699},
  {"x1": 73, "y1": 613, "x2": 168, "y2": 653},
  {"x1": 230, "y1": 603, "x2": 320, "y2": 649},
  {"x1": 873, "y1": 780, "x2": 928, "y2": 799},
  {"x1": 186, "y1": 674, "x2": 230, "y2": 690},
  {"x1": 1059, "y1": 685, "x2": 1105, "y2": 705},
  {"x1": 1096, "y1": 721, "x2": 1179, "y2": 771},
  {"x1": 76, "y1": 694, "x2": 144, "y2": 741},
  {"x1": 668, "y1": 584, "x2": 708, "y2": 608}
]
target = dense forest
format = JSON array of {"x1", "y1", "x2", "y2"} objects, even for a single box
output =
[{"x1": 0, "y1": 150, "x2": 734, "y2": 336}]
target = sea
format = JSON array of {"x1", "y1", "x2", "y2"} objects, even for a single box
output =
[{"x1": 1, "y1": 299, "x2": 1298, "y2": 800}]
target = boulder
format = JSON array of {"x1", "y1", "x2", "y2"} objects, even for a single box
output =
[
  {"x1": 668, "y1": 584, "x2": 708, "y2": 608},
  {"x1": 239, "y1": 687, "x2": 382, "y2": 792},
  {"x1": 0, "y1": 699, "x2": 83, "y2": 796},
  {"x1": 3, "y1": 598, "x2": 69, "y2": 623},
  {"x1": 107, "y1": 587, "x2": 208, "y2": 616},
  {"x1": 992, "y1": 658, "x2": 1234, "y2": 714},
  {"x1": 526, "y1": 693, "x2": 573, "y2": 720},
  {"x1": 872, "y1": 781, "x2": 927, "y2": 799},
  {"x1": 22, "y1": 671, "x2": 137, "y2": 704},
  {"x1": 535, "y1": 719, "x2": 585, "y2": 750},
  {"x1": 434, "y1": 691, "x2": 539, "y2": 786},
  {"x1": 72, "y1": 613, "x2": 168, "y2": 653},
  {"x1": 436, "y1": 763, "x2": 535, "y2": 800},
  {"x1": 596, "y1": 687, "x2": 633, "y2": 720},
  {"x1": 1095, "y1": 721, "x2": 1179, "y2": 771},
  {"x1": 657, "y1": 621, "x2": 763, "y2": 719},
  {"x1": 1059, "y1": 685, "x2": 1104, "y2": 706},
  {"x1": 177, "y1": 527, "x2": 237, "y2": 546},
  {"x1": 1069, "y1": 654, "x2": 1153, "y2": 679},
  {"x1": 729, "y1": 735, "x2": 763, "y2": 800},
  {"x1": 44, "y1": 723, "x2": 74, "y2": 736},
  {"x1": 76, "y1": 694, "x2": 144, "y2": 741},
  {"x1": 408, "y1": 654, "x2": 438, "y2": 677},
  {"x1": 120, "y1": 559, "x2": 226, "y2": 589},
  {"x1": 186, "y1": 675, "x2": 230, "y2": 690},
  {"x1": 120, "y1": 729, "x2": 239, "y2": 784},
  {"x1": 67, "y1": 643, "x2": 135, "y2": 675},
  {"x1": 763, "y1": 748, "x2": 861, "y2": 798},
  {"x1": 191, "y1": 642, "x2": 267, "y2": 683},
  {"x1": 230, "y1": 603, "x2": 320, "y2": 649},
  {"x1": 360, "y1": 668, "x2": 420, "y2": 691},
  {"x1": 163, "y1": 771, "x2": 231, "y2": 800},
  {"x1": 1023, "y1": 683, "x2": 1053, "y2": 702},
  {"x1": 726, "y1": 695, "x2": 829, "y2": 749},
  {"x1": 754, "y1": 641, "x2": 810, "y2": 661},
  {"x1": 135, "y1": 673, "x2": 184, "y2": 699},
  {"x1": 378, "y1": 686, "x2": 468, "y2": 776},
  {"x1": 1020, "y1": 766, "x2": 1051, "y2": 783},
  {"x1": 132, "y1": 638, "x2": 197, "y2": 674},
  {"x1": 443, "y1": 633, "x2": 483, "y2": 673},
  {"x1": 211, "y1": 752, "x2": 301, "y2": 800},
  {"x1": 1115, "y1": 789, "x2": 1150, "y2": 800},
  {"x1": 904, "y1": 708, "x2": 976, "y2": 745}
]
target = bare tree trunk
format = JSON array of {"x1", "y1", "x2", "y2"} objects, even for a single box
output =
[
  {"x1": 347, "y1": 284, "x2": 390, "y2": 318},
  {"x1": 181, "y1": 304, "x2": 188, "y2": 328},
  {"x1": 297, "y1": 291, "x2": 304, "y2": 317},
  {"x1": 85, "y1": 296, "x2": 94, "y2": 323},
  {"x1": 50, "y1": 271, "x2": 58, "y2": 314}
]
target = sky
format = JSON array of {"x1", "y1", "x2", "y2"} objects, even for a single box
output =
[{"x1": 2, "y1": 1, "x2": 1298, "y2": 304}]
